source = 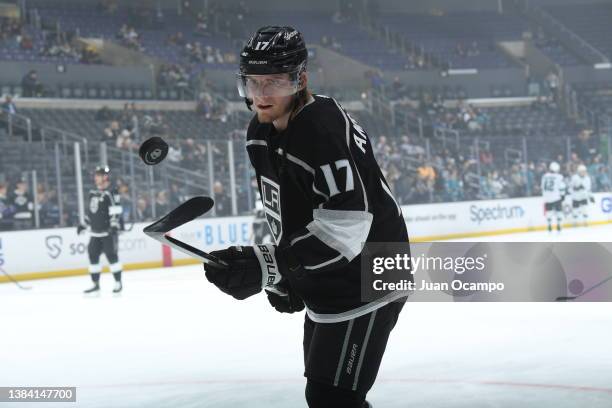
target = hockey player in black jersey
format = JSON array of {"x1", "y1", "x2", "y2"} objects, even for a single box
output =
[
  {"x1": 204, "y1": 26, "x2": 408, "y2": 408},
  {"x1": 78, "y1": 166, "x2": 124, "y2": 294}
]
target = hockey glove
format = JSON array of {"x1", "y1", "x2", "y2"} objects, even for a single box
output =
[
  {"x1": 110, "y1": 219, "x2": 121, "y2": 235},
  {"x1": 204, "y1": 244, "x2": 284, "y2": 300},
  {"x1": 265, "y1": 280, "x2": 305, "y2": 313},
  {"x1": 76, "y1": 224, "x2": 87, "y2": 235}
]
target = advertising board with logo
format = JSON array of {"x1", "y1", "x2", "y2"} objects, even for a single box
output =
[
  {"x1": 1, "y1": 194, "x2": 611, "y2": 279},
  {"x1": 403, "y1": 193, "x2": 612, "y2": 240}
]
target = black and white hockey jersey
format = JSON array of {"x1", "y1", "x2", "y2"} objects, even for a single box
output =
[
  {"x1": 11, "y1": 190, "x2": 33, "y2": 220},
  {"x1": 246, "y1": 94, "x2": 409, "y2": 322},
  {"x1": 85, "y1": 188, "x2": 122, "y2": 236},
  {"x1": 570, "y1": 174, "x2": 592, "y2": 201},
  {"x1": 541, "y1": 172, "x2": 566, "y2": 203}
]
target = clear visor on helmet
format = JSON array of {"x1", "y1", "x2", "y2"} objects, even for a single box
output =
[{"x1": 236, "y1": 72, "x2": 300, "y2": 98}]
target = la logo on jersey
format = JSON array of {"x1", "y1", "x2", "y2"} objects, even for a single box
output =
[
  {"x1": 89, "y1": 196, "x2": 99, "y2": 214},
  {"x1": 260, "y1": 176, "x2": 282, "y2": 244}
]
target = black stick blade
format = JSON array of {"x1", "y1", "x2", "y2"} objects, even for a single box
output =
[
  {"x1": 144, "y1": 196, "x2": 214, "y2": 234},
  {"x1": 143, "y1": 196, "x2": 228, "y2": 269}
]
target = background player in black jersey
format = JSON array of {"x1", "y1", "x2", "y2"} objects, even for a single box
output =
[
  {"x1": 204, "y1": 26, "x2": 408, "y2": 408},
  {"x1": 78, "y1": 165, "x2": 124, "y2": 294}
]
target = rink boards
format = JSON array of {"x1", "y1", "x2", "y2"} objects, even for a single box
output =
[{"x1": 1, "y1": 193, "x2": 612, "y2": 282}]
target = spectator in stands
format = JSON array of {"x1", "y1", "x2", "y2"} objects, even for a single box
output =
[
  {"x1": 211, "y1": 99, "x2": 228, "y2": 122},
  {"x1": 117, "y1": 24, "x2": 129, "y2": 40},
  {"x1": 586, "y1": 155, "x2": 610, "y2": 192},
  {"x1": 575, "y1": 129, "x2": 596, "y2": 161},
  {"x1": 18, "y1": 32, "x2": 33, "y2": 50},
  {"x1": 0, "y1": 182, "x2": 14, "y2": 231},
  {"x1": 213, "y1": 181, "x2": 231, "y2": 216},
  {"x1": 149, "y1": 113, "x2": 169, "y2": 135},
  {"x1": 546, "y1": 71, "x2": 559, "y2": 98},
  {"x1": 196, "y1": 92, "x2": 214, "y2": 119},
  {"x1": 40, "y1": 33, "x2": 71, "y2": 59},
  {"x1": 168, "y1": 183, "x2": 186, "y2": 208},
  {"x1": 125, "y1": 27, "x2": 142, "y2": 50},
  {"x1": 120, "y1": 102, "x2": 138, "y2": 131},
  {"x1": 167, "y1": 31, "x2": 185, "y2": 46},
  {"x1": 81, "y1": 44, "x2": 102, "y2": 64},
  {"x1": 161, "y1": 64, "x2": 190, "y2": 92},
  {"x1": 412, "y1": 178, "x2": 431, "y2": 203},
  {"x1": 479, "y1": 149, "x2": 494, "y2": 172},
  {"x1": 186, "y1": 41, "x2": 204, "y2": 62},
  {"x1": 365, "y1": 69, "x2": 384, "y2": 89},
  {"x1": 399, "y1": 135, "x2": 425, "y2": 156},
  {"x1": 10, "y1": 179, "x2": 33, "y2": 229},
  {"x1": 116, "y1": 129, "x2": 134, "y2": 150},
  {"x1": 39, "y1": 188, "x2": 60, "y2": 227},
  {"x1": 155, "y1": 190, "x2": 171, "y2": 216},
  {"x1": 417, "y1": 159, "x2": 436, "y2": 190},
  {"x1": 117, "y1": 25, "x2": 142, "y2": 51},
  {"x1": 597, "y1": 166, "x2": 611, "y2": 191},
  {"x1": 116, "y1": 181, "x2": 133, "y2": 222},
  {"x1": 167, "y1": 139, "x2": 183, "y2": 163},
  {"x1": 507, "y1": 164, "x2": 526, "y2": 197},
  {"x1": 181, "y1": 138, "x2": 207, "y2": 167},
  {"x1": 523, "y1": 161, "x2": 536, "y2": 195},
  {"x1": 194, "y1": 13, "x2": 211, "y2": 37},
  {"x1": 1, "y1": 95, "x2": 17, "y2": 115},
  {"x1": 485, "y1": 171, "x2": 507, "y2": 199},
  {"x1": 102, "y1": 120, "x2": 121, "y2": 142},
  {"x1": 21, "y1": 70, "x2": 44, "y2": 97},
  {"x1": 134, "y1": 196, "x2": 150, "y2": 221}
]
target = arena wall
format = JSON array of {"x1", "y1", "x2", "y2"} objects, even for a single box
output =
[{"x1": 2, "y1": 193, "x2": 612, "y2": 282}]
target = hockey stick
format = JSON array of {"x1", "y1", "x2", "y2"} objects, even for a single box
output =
[
  {"x1": 555, "y1": 275, "x2": 612, "y2": 301},
  {"x1": 0, "y1": 266, "x2": 32, "y2": 290},
  {"x1": 143, "y1": 196, "x2": 228, "y2": 269}
]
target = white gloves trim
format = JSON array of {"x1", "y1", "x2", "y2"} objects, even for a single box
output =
[{"x1": 253, "y1": 244, "x2": 283, "y2": 290}]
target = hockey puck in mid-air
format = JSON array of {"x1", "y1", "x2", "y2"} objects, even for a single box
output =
[{"x1": 139, "y1": 136, "x2": 169, "y2": 165}]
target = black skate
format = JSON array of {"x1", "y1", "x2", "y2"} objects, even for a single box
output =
[
  {"x1": 84, "y1": 283, "x2": 100, "y2": 294},
  {"x1": 113, "y1": 281, "x2": 123, "y2": 293}
]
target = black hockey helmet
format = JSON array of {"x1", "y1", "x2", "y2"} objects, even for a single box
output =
[
  {"x1": 95, "y1": 165, "x2": 110, "y2": 177},
  {"x1": 237, "y1": 26, "x2": 308, "y2": 107},
  {"x1": 239, "y1": 26, "x2": 308, "y2": 75}
]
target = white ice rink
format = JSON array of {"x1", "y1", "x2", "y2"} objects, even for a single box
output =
[{"x1": 2, "y1": 224, "x2": 612, "y2": 408}]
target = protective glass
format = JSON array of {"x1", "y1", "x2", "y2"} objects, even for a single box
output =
[{"x1": 236, "y1": 73, "x2": 299, "y2": 98}]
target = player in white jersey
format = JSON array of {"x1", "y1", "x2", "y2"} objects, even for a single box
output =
[
  {"x1": 541, "y1": 161, "x2": 566, "y2": 233},
  {"x1": 570, "y1": 164, "x2": 593, "y2": 227}
]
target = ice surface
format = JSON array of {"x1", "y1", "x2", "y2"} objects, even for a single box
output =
[{"x1": 1, "y1": 224, "x2": 612, "y2": 407}]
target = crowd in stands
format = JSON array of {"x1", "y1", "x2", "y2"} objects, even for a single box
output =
[
  {"x1": 0, "y1": 178, "x2": 61, "y2": 231},
  {"x1": 157, "y1": 64, "x2": 191, "y2": 94},
  {"x1": 0, "y1": 16, "x2": 23, "y2": 42},
  {"x1": 116, "y1": 24, "x2": 144, "y2": 51},
  {"x1": 0, "y1": 168, "x2": 240, "y2": 231},
  {"x1": 370, "y1": 126, "x2": 610, "y2": 205},
  {"x1": 21, "y1": 69, "x2": 45, "y2": 97}
]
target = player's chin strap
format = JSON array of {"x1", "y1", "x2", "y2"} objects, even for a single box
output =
[{"x1": 244, "y1": 97, "x2": 253, "y2": 111}]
